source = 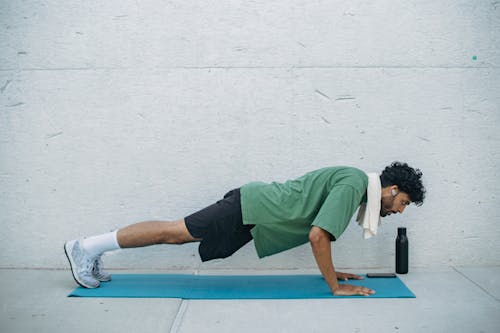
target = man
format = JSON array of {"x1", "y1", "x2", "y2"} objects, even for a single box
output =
[{"x1": 64, "y1": 162, "x2": 425, "y2": 296}]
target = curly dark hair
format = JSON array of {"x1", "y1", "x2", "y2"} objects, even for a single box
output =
[{"x1": 380, "y1": 162, "x2": 426, "y2": 206}]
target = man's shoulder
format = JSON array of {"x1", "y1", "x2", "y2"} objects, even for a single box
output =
[
  {"x1": 341, "y1": 166, "x2": 368, "y2": 180},
  {"x1": 320, "y1": 166, "x2": 368, "y2": 189},
  {"x1": 313, "y1": 165, "x2": 367, "y2": 177}
]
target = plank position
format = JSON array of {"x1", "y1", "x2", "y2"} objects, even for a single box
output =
[{"x1": 64, "y1": 162, "x2": 425, "y2": 296}]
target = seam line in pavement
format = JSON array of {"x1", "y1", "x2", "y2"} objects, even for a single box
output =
[
  {"x1": 168, "y1": 269, "x2": 198, "y2": 333},
  {"x1": 452, "y1": 267, "x2": 500, "y2": 302},
  {"x1": 169, "y1": 300, "x2": 189, "y2": 333}
]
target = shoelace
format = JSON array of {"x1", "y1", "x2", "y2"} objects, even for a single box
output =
[
  {"x1": 93, "y1": 257, "x2": 104, "y2": 275},
  {"x1": 76, "y1": 248, "x2": 97, "y2": 277},
  {"x1": 78, "y1": 259, "x2": 95, "y2": 277}
]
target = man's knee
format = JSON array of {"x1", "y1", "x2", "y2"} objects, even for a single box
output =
[{"x1": 161, "y1": 220, "x2": 200, "y2": 244}]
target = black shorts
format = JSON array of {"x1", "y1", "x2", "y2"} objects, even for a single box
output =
[{"x1": 184, "y1": 188, "x2": 254, "y2": 262}]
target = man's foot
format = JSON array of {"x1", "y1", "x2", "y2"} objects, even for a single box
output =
[
  {"x1": 92, "y1": 256, "x2": 112, "y2": 282},
  {"x1": 64, "y1": 239, "x2": 100, "y2": 288}
]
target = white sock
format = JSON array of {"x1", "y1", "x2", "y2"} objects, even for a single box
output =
[{"x1": 82, "y1": 230, "x2": 121, "y2": 257}]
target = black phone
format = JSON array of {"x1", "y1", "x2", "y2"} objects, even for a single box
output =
[{"x1": 366, "y1": 273, "x2": 397, "y2": 278}]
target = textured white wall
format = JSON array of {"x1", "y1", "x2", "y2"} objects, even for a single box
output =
[{"x1": 1, "y1": 0, "x2": 499, "y2": 270}]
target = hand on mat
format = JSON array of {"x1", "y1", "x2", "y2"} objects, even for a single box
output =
[
  {"x1": 336, "y1": 272, "x2": 364, "y2": 281},
  {"x1": 333, "y1": 284, "x2": 375, "y2": 297}
]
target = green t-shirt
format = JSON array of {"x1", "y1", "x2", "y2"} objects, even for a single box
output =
[{"x1": 240, "y1": 166, "x2": 368, "y2": 258}]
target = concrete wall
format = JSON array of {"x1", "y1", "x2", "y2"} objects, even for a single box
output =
[{"x1": 1, "y1": 0, "x2": 499, "y2": 270}]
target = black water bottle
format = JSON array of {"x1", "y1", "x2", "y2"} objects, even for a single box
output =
[{"x1": 396, "y1": 227, "x2": 408, "y2": 274}]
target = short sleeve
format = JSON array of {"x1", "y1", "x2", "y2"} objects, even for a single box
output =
[{"x1": 311, "y1": 184, "x2": 364, "y2": 240}]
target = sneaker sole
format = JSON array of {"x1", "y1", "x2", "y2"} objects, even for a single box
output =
[
  {"x1": 64, "y1": 241, "x2": 99, "y2": 289},
  {"x1": 95, "y1": 275, "x2": 112, "y2": 282}
]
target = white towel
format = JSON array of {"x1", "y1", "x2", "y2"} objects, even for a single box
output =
[{"x1": 357, "y1": 173, "x2": 382, "y2": 239}]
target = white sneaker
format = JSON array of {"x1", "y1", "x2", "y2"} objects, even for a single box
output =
[
  {"x1": 64, "y1": 239, "x2": 100, "y2": 289},
  {"x1": 92, "y1": 256, "x2": 112, "y2": 282}
]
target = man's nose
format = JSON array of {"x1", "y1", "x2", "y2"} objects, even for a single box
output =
[{"x1": 398, "y1": 206, "x2": 406, "y2": 214}]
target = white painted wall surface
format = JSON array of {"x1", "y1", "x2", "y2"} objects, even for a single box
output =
[{"x1": 1, "y1": 0, "x2": 499, "y2": 269}]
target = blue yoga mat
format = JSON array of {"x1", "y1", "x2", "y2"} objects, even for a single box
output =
[{"x1": 68, "y1": 274, "x2": 415, "y2": 299}]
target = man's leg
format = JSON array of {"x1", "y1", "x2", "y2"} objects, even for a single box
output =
[
  {"x1": 65, "y1": 219, "x2": 199, "y2": 289},
  {"x1": 116, "y1": 219, "x2": 200, "y2": 248}
]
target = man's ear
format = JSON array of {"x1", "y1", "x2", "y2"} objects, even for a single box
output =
[{"x1": 391, "y1": 185, "x2": 399, "y2": 197}]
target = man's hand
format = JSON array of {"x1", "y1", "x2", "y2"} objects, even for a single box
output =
[
  {"x1": 333, "y1": 284, "x2": 375, "y2": 296},
  {"x1": 309, "y1": 226, "x2": 375, "y2": 297},
  {"x1": 336, "y1": 272, "x2": 364, "y2": 281}
]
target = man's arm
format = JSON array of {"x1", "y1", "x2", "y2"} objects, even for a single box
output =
[
  {"x1": 309, "y1": 226, "x2": 340, "y2": 292},
  {"x1": 309, "y1": 226, "x2": 375, "y2": 296}
]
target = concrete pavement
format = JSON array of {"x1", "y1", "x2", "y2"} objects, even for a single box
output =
[{"x1": 1, "y1": 266, "x2": 499, "y2": 333}]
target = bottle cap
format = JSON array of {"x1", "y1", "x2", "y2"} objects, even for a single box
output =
[{"x1": 398, "y1": 227, "x2": 406, "y2": 235}]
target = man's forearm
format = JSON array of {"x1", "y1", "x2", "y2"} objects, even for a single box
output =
[{"x1": 309, "y1": 227, "x2": 340, "y2": 293}]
